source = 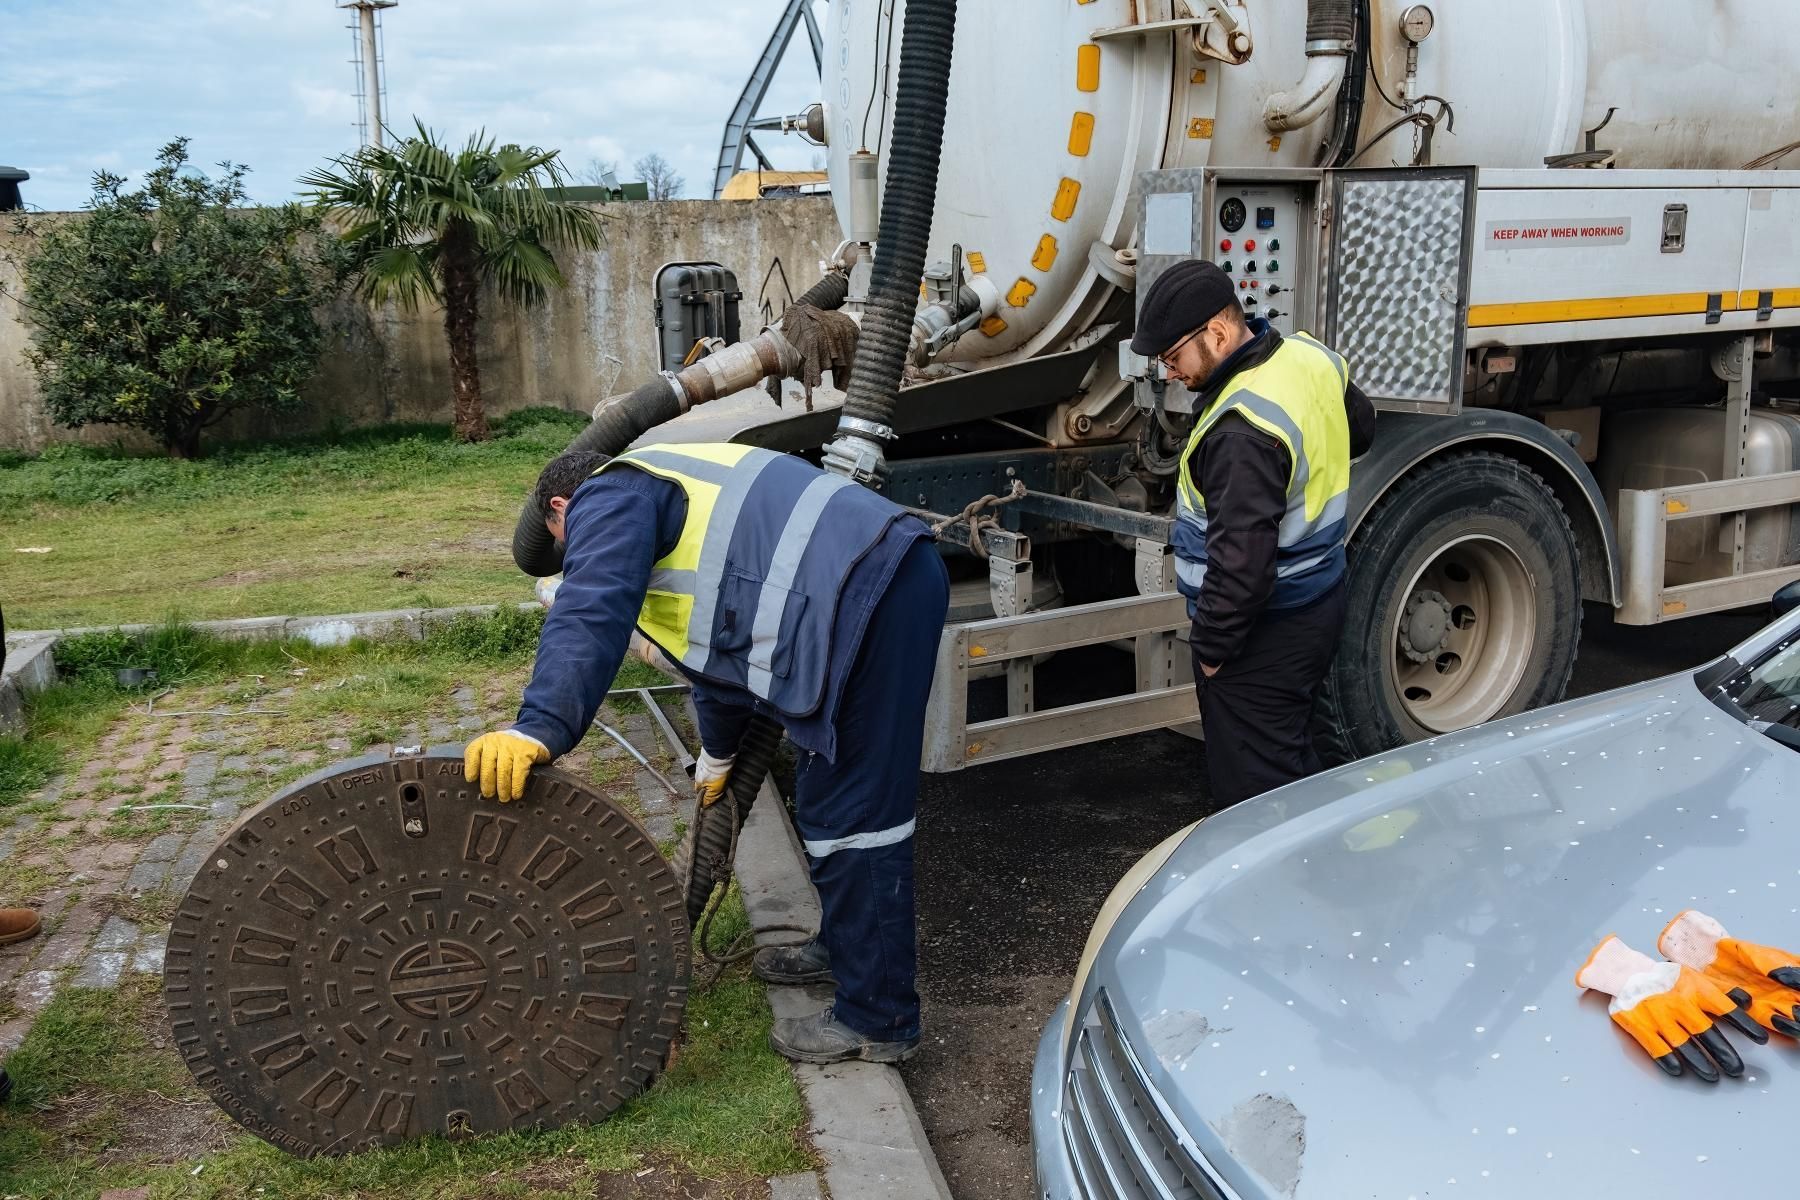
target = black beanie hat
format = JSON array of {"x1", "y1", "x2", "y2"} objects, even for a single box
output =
[{"x1": 1130, "y1": 260, "x2": 1237, "y2": 357}]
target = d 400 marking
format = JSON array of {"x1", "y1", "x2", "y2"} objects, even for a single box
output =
[{"x1": 164, "y1": 748, "x2": 689, "y2": 1157}]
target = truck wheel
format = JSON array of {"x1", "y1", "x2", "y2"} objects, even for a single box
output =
[{"x1": 1317, "y1": 451, "x2": 1581, "y2": 762}]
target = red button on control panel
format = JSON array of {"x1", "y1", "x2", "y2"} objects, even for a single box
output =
[
  {"x1": 1244, "y1": 239, "x2": 1257, "y2": 252},
  {"x1": 1220, "y1": 239, "x2": 1232, "y2": 253}
]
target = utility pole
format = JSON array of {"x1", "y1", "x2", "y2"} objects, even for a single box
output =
[{"x1": 339, "y1": 1, "x2": 397, "y2": 147}]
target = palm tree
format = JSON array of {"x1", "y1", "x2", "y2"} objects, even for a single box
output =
[{"x1": 303, "y1": 121, "x2": 605, "y2": 441}]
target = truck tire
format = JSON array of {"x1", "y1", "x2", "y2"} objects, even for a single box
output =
[{"x1": 1317, "y1": 451, "x2": 1581, "y2": 763}]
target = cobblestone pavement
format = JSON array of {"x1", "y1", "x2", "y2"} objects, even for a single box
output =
[{"x1": 0, "y1": 677, "x2": 692, "y2": 1057}]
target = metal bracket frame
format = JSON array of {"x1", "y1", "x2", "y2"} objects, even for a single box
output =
[
  {"x1": 1007, "y1": 489, "x2": 1175, "y2": 545},
  {"x1": 921, "y1": 594, "x2": 1199, "y2": 773},
  {"x1": 1617, "y1": 336, "x2": 1800, "y2": 624}
]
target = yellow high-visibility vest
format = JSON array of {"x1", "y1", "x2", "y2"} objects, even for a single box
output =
[{"x1": 1173, "y1": 332, "x2": 1352, "y2": 612}]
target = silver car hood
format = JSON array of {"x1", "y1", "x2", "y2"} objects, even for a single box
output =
[{"x1": 1086, "y1": 674, "x2": 1800, "y2": 1199}]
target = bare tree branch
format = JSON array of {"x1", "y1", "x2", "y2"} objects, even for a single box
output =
[{"x1": 633, "y1": 153, "x2": 685, "y2": 201}]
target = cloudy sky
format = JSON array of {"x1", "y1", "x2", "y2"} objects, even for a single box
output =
[{"x1": 4, "y1": 0, "x2": 827, "y2": 211}]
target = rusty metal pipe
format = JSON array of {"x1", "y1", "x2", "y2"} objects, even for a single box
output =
[
  {"x1": 678, "y1": 328, "x2": 802, "y2": 406},
  {"x1": 511, "y1": 327, "x2": 802, "y2": 578}
]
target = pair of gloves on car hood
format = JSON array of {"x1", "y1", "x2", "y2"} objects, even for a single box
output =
[{"x1": 1575, "y1": 911, "x2": 1800, "y2": 1082}]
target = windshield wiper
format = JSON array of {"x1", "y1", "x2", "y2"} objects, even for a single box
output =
[{"x1": 1707, "y1": 684, "x2": 1800, "y2": 752}]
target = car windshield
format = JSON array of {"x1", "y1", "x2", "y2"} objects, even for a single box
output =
[{"x1": 1714, "y1": 626, "x2": 1800, "y2": 751}]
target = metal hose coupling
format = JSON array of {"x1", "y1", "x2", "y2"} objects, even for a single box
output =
[
  {"x1": 821, "y1": 416, "x2": 897, "y2": 485},
  {"x1": 678, "y1": 327, "x2": 803, "y2": 408}
]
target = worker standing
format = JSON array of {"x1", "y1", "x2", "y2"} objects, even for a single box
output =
[
  {"x1": 1131, "y1": 261, "x2": 1375, "y2": 804},
  {"x1": 466, "y1": 443, "x2": 948, "y2": 1065}
]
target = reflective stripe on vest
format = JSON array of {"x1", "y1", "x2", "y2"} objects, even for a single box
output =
[
  {"x1": 598, "y1": 443, "x2": 900, "y2": 714},
  {"x1": 1175, "y1": 332, "x2": 1352, "y2": 614}
]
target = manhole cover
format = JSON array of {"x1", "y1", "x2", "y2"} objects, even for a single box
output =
[{"x1": 164, "y1": 748, "x2": 689, "y2": 1156}]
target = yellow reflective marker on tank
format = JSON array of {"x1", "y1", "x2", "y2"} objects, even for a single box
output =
[
  {"x1": 1189, "y1": 117, "x2": 1214, "y2": 140},
  {"x1": 1008, "y1": 277, "x2": 1038, "y2": 308},
  {"x1": 1032, "y1": 235, "x2": 1059, "y2": 272},
  {"x1": 1069, "y1": 112, "x2": 1095, "y2": 157},
  {"x1": 980, "y1": 316, "x2": 1008, "y2": 337},
  {"x1": 1076, "y1": 44, "x2": 1100, "y2": 93},
  {"x1": 967, "y1": 251, "x2": 987, "y2": 274},
  {"x1": 1191, "y1": 68, "x2": 1208, "y2": 84},
  {"x1": 1052, "y1": 177, "x2": 1082, "y2": 222}
]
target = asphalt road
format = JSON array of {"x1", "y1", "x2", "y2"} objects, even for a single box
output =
[{"x1": 900, "y1": 604, "x2": 1770, "y2": 1200}]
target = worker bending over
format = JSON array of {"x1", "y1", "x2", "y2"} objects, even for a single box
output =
[
  {"x1": 1132, "y1": 261, "x2": 1375, "y2": 804},
  {"x1": 467, "y1": 443, "x2": 947, "y2": 1065}
]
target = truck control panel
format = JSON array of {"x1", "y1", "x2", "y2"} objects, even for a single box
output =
[{"x1": 1210, "y1": 184, "x2": 1306, "y2": 337}]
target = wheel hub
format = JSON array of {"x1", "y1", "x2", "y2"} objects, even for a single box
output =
[{"x1": 1400, "y1": 589, "x2": 1454, "y2": 663}]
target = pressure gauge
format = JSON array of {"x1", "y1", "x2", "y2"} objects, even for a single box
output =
[{"x1": 1399, "y1": 4, "x2": 1435, "y2": 43}]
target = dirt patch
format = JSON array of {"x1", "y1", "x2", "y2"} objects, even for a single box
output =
[
  {"x1": 433, "y1": 535, "x2": 514, "y2": 556},
  {"x1": 592, "y1": 1158, "x2": 769, "y2": 1200},
  {"x1": 903, "y1": 977, "x2": 1069, "y2": 1200},
  {"x1": 39, "y1": 1088, "x2": 237, "y2": 1166}
]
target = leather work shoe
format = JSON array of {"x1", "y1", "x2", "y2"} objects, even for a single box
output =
[
  {"x1": 0, "y1": 908, "x2": 40, "y2": 947},
  {"x1": 752, "y1": 937, "x2": 835, "y2": 985},
  {"x1": 769, "y1": 1006, "x2": 920, "y2": 1065}
]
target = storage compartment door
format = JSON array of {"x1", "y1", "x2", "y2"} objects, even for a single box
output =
[{"x1": 1323, "y1": 167, "x2": 1477, "y2": 414}]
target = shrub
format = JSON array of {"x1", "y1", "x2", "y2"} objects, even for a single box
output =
[{"x1": 16, "y1": 139, "x2": 328, "y2": 458}]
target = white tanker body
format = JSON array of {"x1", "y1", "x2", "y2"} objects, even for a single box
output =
[
  {"x1": 744, "y1": 0, "x2": 1800, "y2": 767},
  {"x1": 826, "y1": 0, "x2": 1800, "y2": 362}
]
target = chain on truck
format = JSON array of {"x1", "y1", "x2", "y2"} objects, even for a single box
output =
[{"x1": 644, "y1": 0, "x2": 1800, "y2": 771}]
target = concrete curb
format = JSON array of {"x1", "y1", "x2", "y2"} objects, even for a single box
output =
[
  {"x1": 0, "y1": 603, "x2": 542, "y2": 733},
  {"x1": 0, "y1": 637, "x2": 56, "y2": 734},
  {"x1": 3, "y1": 601, "x2": 543, "y2": 653},
  {"x1": 735, "y1": 784, "x2": 955, "y2": 1200}
]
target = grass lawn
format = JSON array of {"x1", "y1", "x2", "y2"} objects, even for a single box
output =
[
  {"x1": 0, "y1": 945, "x2": 806, "y2": 1200},
  {"x1": 0, "y1": 409, "x2": 590, "y2": 631},
  {"x1": 0, "y1": 615, "x2": 816, "y2": 1198}
]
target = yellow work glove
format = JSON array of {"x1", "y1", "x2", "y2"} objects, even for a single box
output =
[
  {"x1": 464, "y1": 729, "x2": 550, "y2": 804},
  {"x1": 694, "y1": 749, "x2": 735, "y2": 808}
]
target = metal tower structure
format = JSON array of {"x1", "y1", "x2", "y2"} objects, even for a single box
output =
[
  {"x1": 339, "y1": 1, "x2": 397, "y2": 147},
  {"x1": 711, "y1": 0, "x2": 824, "y2": 199}
]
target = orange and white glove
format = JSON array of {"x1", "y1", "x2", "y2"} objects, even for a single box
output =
[
  {"x1": 1575, "y1": 935, "x2": 1762, "y2": 1081},
  {"x1": 693, "y1": 750, "x2": 734, "y2": 808},
  {"x1": 1661, "y1": 909, "x2": 1800, "y2": 1039}
]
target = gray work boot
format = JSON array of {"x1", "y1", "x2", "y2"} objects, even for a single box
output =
[
  {"x1": 752, "y1": 937, "x2": 835, "y2": 985},
  {"x1": 769, "y1": 1006, "x2": 920, "y2": 1065}
]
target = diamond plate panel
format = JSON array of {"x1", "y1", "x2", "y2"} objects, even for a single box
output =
[{"x1": 1330, "y1": 174, "x2": 1471, "y2": 407}]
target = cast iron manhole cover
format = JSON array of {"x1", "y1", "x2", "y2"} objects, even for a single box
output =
[{"x1": 164, "y1": 747, "x2": 689, "y2": 1156}]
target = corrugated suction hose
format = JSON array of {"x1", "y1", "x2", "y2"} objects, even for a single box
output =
[{"x1": 824, "y1": 0, "x2": 958, "y2": 482}]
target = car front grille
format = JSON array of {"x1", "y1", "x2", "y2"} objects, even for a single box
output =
[{"x1": 1062, "y1": 989, "x2": 1230, "y2": 1200}]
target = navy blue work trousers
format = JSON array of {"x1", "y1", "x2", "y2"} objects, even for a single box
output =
[{"x1": 791, "y1": 538, "x2": 948, "y2": 1042}]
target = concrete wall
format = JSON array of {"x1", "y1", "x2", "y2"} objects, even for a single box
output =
[{"x1": 0, "y1": 198, "x2": 840, "y2": 452}]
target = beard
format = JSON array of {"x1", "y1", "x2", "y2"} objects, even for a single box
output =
[{"x1": 1178, "y1": 339, "x2": 1223, "y2": 391}]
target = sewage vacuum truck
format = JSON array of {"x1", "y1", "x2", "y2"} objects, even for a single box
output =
[{"x1": 596, "y1": 0, "x2": 1800, "y2": 770}]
